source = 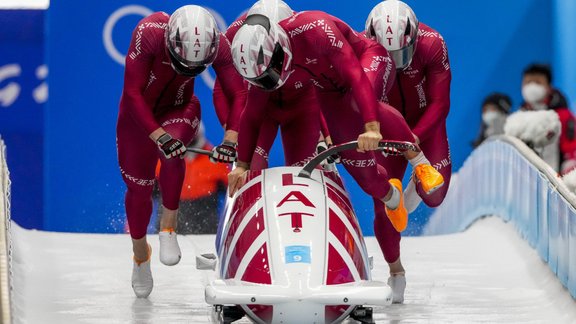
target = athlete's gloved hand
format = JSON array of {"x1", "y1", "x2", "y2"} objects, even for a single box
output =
[
  {"x1": 156, "y1": 133, "x2": 186, "y2": 159},
  {"x1": 316, "y1": 141, "x2": 341, "y2": 164},
  {"x1": 211, "y1": 141, "x2": 237, "y2": 163}
]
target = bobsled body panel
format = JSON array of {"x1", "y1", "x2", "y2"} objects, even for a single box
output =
[{"x1": 210, "y1": 167, "x2": 390, "y2": 323}]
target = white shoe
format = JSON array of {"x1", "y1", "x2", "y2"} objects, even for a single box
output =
[
  {"x1": 159, "y1": 230, "x2": 181, "y2": 266},
  {"x1": 132, "y1": 246, "x2": 153, "y2": 298},
  {"x1": 196, "y1": 253, "x2": 217, "y2": 270},
  {"x1": 404, "y1": 178, "x2": 422, "y2": 214},
  {"x1": 387, "y1": 274, "x2": 406, "y2": 304}
]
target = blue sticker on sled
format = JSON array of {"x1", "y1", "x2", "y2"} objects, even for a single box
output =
[{"x1": 285, "y1": 246, "x2": 311, "y2": 264}]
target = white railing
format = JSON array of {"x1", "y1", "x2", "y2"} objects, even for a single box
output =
[
  {"x1": 425, "y1": 135, "x2": 576, "y2": 299},
  {"x1": 0, "y1": 137, "x2": 12, "y2": 323},
  {"x1": 0, "y1": 0, "x2": 49, "y2": 9}
]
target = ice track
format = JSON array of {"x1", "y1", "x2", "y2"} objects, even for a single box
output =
[{"x1": 11, "y1": 217, "x2": 576, "y2": 324}]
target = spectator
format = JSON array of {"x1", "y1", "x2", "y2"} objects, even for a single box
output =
[
  {"x1": 519, "y1": 63, "x2": 576, "y2": 174},
  {"x1": 155, "y1": 124, "x2": 229, "y2": 234},
  {"x1": 472, "y1": 93, "x2": 512, "y2": 148}
]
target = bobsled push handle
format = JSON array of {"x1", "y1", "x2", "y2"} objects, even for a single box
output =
[
  {"x1": 185, "y1": 147, "x2": 213, "y2": 156},
  {"x1": 298, "y1": 140, "x2": 420, "y2": 178}
]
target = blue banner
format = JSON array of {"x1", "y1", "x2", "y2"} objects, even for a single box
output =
[
  {"x1": 0, "y1": 10, "x2": 45, "y2": 229},
  {"x1": 45, "y1": 0, "x2": 553, "y2": 234}
]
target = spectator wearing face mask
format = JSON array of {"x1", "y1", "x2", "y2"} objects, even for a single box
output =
[
  {"x1": 520, "y1": 63, "x2": 576, "y2": 174},
  {"x1": 472, "y1": 93, "x2": 512, "y2": 148}
]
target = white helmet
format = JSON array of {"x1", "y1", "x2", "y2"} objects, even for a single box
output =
[
  {"x1": 247, "y1": 0, "x2": 293, "y2": 23},
  {"x1": 231, "y1": 14, "x2": 293, "y2": 91},
  {"x1": 166, "y1": 5, "x2": 220, "y2": 77},
  {"x1": 366, "y1": 0, "x2": 419, "y2": 70}
]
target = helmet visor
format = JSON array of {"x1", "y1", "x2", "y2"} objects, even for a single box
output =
[
  {"x1": 245, "y1": 42, "x2": 288, "y2": 91},
  {"x1": 167, "y1": 47, "x2": 207, "y2": 77},
  {"x1": 390, "y1": 40, "x2": 416, "y2": 70}
]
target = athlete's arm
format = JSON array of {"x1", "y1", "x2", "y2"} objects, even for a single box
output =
[
  {"x1": 321, "y1": 18, "x2": 383, "y2": 151},
  {"x1": 227, "y1": 86, "x2": 269, "y2": 197},
  {"x1": 213, "y1": 34, "x2": 248, "y2": 140},
  {"x1": 324, "y1": 20, "x2": 379, "y2": 124},
  {"x1": 236, "y1": 87, "x2": 270, "y2": 165},
  {"x1": 412, "y1": 35, "x2": 451, "y2": 141},
  {"x1": 121, "y1": 18, "x2": 164, "y2": 139},
  {"x1": 212, "y1": 78, "x2": 230, "y2": 129}
]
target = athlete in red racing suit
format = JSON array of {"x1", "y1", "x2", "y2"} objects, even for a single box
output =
[{"x1": 116, "y1": 6, "x2": 246, "y2": 298}]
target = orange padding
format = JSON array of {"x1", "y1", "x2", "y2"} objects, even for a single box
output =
[{"x1": 133, "y1": 244, "x2": 152, "y2": 265}]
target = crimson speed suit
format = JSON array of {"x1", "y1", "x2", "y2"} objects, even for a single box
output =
[
  {"x1": 215, "y1": 13, "x2": 334, "y2": 169},
  {"x1": 277, "y1": 12, "x2": 418, "y2": 264},
  {"x1": 373, "y1": 23, "x2": 452, "y2": 263},
  {"x1": 117, "y1": 12, "x2": 246, "y2": 239},
  {"x1": 272, "y1": 11, "x2": 415, "y2": 201}
]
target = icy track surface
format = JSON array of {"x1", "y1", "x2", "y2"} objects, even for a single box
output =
[{"x1": 11, "y1": 217, "x2": 576, "y2": 324}]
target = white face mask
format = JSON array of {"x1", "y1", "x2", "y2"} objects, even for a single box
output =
[
  {"x1": 482, "y1": 110, "x2": 505, "y2": 126},
  {"x1": 522, "y1": 82, "x2": 548, "y2": 104}
]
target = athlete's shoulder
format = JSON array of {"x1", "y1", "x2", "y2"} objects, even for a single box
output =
[
  {"x1": 417, "y1": 23, "x2": 446, "y2": 46},
  {"x1": 214, "y1": 32, "x2": 232, "y2": 66},
  {"x1": 281, "y1": 10, "x2": 339, "y2": 40},
  {"x1": 127, "y1": 12, "x2": 168, "y2": 60},
  {"x1": 417, "y1": 23, "x2": 450, "y2": 70},
  {"x1": 282, "y1": 10, "x2": 329, "y2": 27},
  {"x1": 135, "y1": 12, "x2": 170, "y2": 30},
  {"x1": 225, "y1": 13, "x2": 247, "y2": 41}
]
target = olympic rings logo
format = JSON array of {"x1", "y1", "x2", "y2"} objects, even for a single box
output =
[{"x1": 102, "y1": 5, "x2": 230, "y2": 89}]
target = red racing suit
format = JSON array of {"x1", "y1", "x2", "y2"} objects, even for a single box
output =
[
  {"x1": 263, "y1": 11, "x2": 414, "y2": 200},
  {"x1": 214, "y1": 12, "x2": 336, "y2": 169},
  {"x1": 117, "y1": 12, "x2": 246, "y2": 239},
  {"x1": 372, "y1": 23, "x2": 452, "y2": 263}
]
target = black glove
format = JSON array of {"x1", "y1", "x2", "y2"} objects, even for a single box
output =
[
  {"x1": 316, "y1": 141, "x2": 341, "y2": 164},
  {"x1": 156, "y1": 133, "x2": 186, "y2": 159},
  {"x1": 210, "y1": 141, "x2": 237, "y2": 163}
]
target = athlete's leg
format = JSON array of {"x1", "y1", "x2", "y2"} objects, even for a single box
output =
[
  {"x1": 117, "y1": 124, "x2": 155, "y2": 298},
  {"x1": 117, "y1": 114, "x2": 158, "y2": 260},
  {"x1": 251, "y1": 117, "x2": 279, "y2": 170},
  {"x1": 373, "y1": 151, "x2": 409, "y2": 304},
  {"x1": 155, "y1": 102, "x2": 201, "y2": 266},
  {"x1": 319, "y1": 93, "x2": 411, "y2": 199},
  {"x1": 278, "y1": 95, "x2": 322, "y2": 167},
  {"x1": 373, "y1": 153, "x2": 408, "y2": 258},
  {"x1": 377, "y1": 102, "x2": 445, "y2": 194},
  {"x1": 416, "y1": 125, "x2": 452, "y2": 207},
  {"x1": 156, "y1": 102, "x2": 201, "y2": 229}
]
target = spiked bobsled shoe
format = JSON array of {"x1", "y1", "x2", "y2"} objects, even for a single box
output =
[
  {"x1": 159, "y1": 229, "x2": 182, "y2": 266},
  {"x1": 414, "y1": 164, "x2": 444, "y2": 195},
  {"x1": 385, "y1": 179, "x2": 408, "y2": 232},
  {"x1": 387, "y1": 273, "x2": 406, "y2": 304},
  {"x1": 132, "y1": 244, "x2": 153, "y2": 298}
]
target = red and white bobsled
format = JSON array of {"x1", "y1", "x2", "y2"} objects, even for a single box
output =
[{"x1": 200, "y1": 141, "x2": 418, "y2": 324}]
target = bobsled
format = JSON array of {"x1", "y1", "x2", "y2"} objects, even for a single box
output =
[{"x1": 198, "y1": 141, "x2": 419, "y2": 324}]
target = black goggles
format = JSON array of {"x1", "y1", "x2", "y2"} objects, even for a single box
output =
[{"x1": 246, "y1": 43, "x2": 286, "y2": 91}]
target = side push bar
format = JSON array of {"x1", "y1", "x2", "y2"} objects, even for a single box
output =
[{"x1": 298, "y1": 140, "x2": 420, "y2": 178}]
